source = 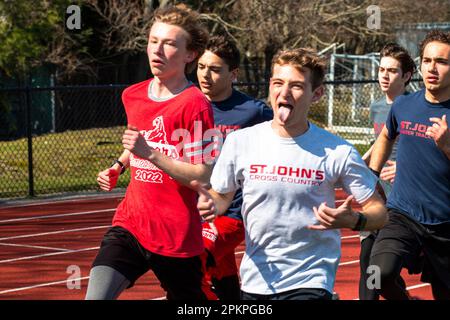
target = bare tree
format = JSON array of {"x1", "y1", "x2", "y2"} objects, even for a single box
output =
[
  {"x1": 43, "y1": 0, "x2": 450, "y2": 82},
  {"x1": 85, "y1": 0, "x2": 151, "y2": 53}
]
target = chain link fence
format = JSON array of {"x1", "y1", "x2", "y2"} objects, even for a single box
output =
[
  {"x1": 0, "y1": 80, "x2": 422, "y2": 199},
  {"x1": 0, "y1": 85, "x2": 128, "y2": 198}
]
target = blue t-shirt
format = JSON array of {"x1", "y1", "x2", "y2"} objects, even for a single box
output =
[
  {"x1": 212, "y1": 89, "x2": 273, "y2": 221},
  {"x1": 385, "y1": 89, "x2": 450, "y2": 224}
]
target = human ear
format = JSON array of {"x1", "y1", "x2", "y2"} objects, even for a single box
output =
[{"x1": 312, "y1": 85, "x2": 325, "y2": 102}]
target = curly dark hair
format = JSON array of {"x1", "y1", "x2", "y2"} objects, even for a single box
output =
[{"x1": 419, "y1": 30, "x2": 450, "y2": 61}]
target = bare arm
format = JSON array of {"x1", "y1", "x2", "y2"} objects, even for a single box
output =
[
  {"x1": 369, "y1": 126, "x2": 395, "y2": 172},
  {"x1": 112, "y1": 149, "x2": 131, "y2": 172},
  {"x1": 122, "y1": 126, "x2": 212, "y2": 186},
  {"x1": 361, "y1": 144, "x2": 374, "y2": 165},
  {"x1": 364, "y1": 136, "x2": 397, "y2": 183},
  {"x1": 359, "y1": 191, "x2": 389, "y2": 230},
  {"x1": 97, "y1": 149, "x2": 131, "y2": 191},
  {"x1": 147, "y1": 151, "x2": 212, "y2": 186}
]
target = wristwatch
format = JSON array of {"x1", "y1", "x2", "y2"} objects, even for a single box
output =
[
  {"x1": 111, "y1": 159, "x2": 126, "y2": 175},
  {"x1": 351, "y1": 212, "x2": 367, "y2": 231},
  {"x1": 369, "y1": 168, "x2": 380, "y2": 177}
]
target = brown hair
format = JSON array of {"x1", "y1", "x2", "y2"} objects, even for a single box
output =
[
  {"x1": 205, "y1": 35, "x2": 241, "y2": 71},
  {"x1": 380, "y1": 43, "x2": 416, "y2": 85},
  {"x1": 271, "y1": 48, "x2": 326, "y2": 90},
  {"x1": 153, "y1": 4, "x2": 209, "y2": 73},
  {"x1": 420, "y1": 29, "x2": 450, "y2": 62}
]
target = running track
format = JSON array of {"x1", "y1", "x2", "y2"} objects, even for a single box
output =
[{"x1": 0, "y1": 191, "x2": 433, "y2": 300}]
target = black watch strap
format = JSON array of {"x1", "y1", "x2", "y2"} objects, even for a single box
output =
[
  {"x1": 369, "y1": 168, "x2": 380, "y2": 177},
  {"x1": 351, "y1": 212, "x2": 367, "y2": 231},
  {"x1": 112, "y1": 159, "x2": 126, "y2": 175}
]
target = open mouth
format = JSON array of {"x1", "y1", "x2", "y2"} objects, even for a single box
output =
[
  {"x1": 200, "y1": 81, "x2": 212, "y2": 88},
  {"x1": 151, "y1": 58, "x2": 164, "y2": 66},
  {"x1": 277, "y1": 104, "x2": 293, "y2": 123}
]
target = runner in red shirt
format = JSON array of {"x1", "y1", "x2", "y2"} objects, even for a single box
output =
[{"x1": 86, "y1": 4, "x2": 213, "y2": 300}]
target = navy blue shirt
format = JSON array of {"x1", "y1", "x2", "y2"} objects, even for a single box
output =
[
  {"x1": 386, "y1": 89, "x2": 450, "y2": 224},
  {"x1": 213, "y1": 89, "x2": 273, "y2": 220}
]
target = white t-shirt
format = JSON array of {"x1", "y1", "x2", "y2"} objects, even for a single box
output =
[{"x1": 210, "y1": 121, "x2": 377, "y2": 295}]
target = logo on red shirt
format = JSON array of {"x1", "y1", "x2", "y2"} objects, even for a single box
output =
[{"x1": 131, "y1": 116, "x2": 179, "y2": 183}]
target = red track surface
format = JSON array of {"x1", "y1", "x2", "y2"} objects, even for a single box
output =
[{"x1": 0, "y1": 191, "x2": 433, "y2": 300}]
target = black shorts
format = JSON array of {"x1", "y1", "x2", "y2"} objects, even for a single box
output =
[
  {"x1": 92, "y1": 226, "x2": 207, "y2": 300},
  {"x1": 241, "y1": 288, "x2": 332, "y2": 301},
  {"x1": 371, "y1": 209, "x2": 450, "y2": 288}
]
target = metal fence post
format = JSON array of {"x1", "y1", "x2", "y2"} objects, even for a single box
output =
[
  {"x1": 327, "y1": 54, "x2": 335, "y2": 129},
  {"x1": 25, "y1": 85, "x2": 34, "y2": 197}
]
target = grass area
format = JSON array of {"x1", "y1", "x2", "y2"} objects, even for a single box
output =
[
  {"x1": 0, "y1": 126, "x2": 130, "y2": 198},
  {"x1": 0, "y1": 125, "x2": 371, "y2": 199},
  {"x1": 354, "y1": 143, "x2": 371, "y2": 156}
]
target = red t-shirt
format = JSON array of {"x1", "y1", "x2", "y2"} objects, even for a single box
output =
[{"x1": 112, "y1": 79, "x2": 214, "y2": 257}]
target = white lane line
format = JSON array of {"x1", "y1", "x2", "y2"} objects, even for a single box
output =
[
  {"x1": 0, "y1": 220, "x2": 360, "y2": 296},
  {"x1": 1, "y1": 265, "x2": 422, "y2": 298},
  {"x1": 339, "y1": 260, "x2": 359, "y2": 266},
  {"x1": 341, "y1": 235, "x2": 360, "y2": 240},
  {"x1": 0, "y1": 225, "x2": 110, "y2": 241},
  {"x1": 407, "y1": 283, "x2": 430, "y2": 291},
  {"x1": 0, "y1": 249, "x2": 363, "y2": 296},
  {"x1": 0, "y1": 194, "x2": 123, "y2": 209},
  {"x1": 353, "y1": 283, "x2": 431, "y2": 300},
  {"x1": 0, "y1": 277, "x2": 90, "y2": 295},
  {"x1": 0, "y1": 242, "x2": 70, "y2": 252},
  {"x1": 0, "y1": 246, "x2": 100, "y2": 264},
  {"x1": 0, "y1": 275, "x2": 167, "y2": 298},
  {"x1": 0, "y1": 209, "x2": 115, "y2": 224}
]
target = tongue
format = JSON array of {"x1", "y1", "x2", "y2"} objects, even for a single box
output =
[{"x1": 278, "y1": 106, "x2": 291, "y2": 123}]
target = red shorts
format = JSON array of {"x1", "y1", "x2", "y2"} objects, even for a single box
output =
[{"x1": 202, "y1": 215, "x2": 245, "y2": 279}]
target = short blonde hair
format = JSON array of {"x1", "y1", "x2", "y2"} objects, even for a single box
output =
[
  {"x1": 271, "y1": 48, "x2": 327, "y2": 90},
  {"x1": 153, "y1": 4, "x2": 209, "y2": 73}
]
